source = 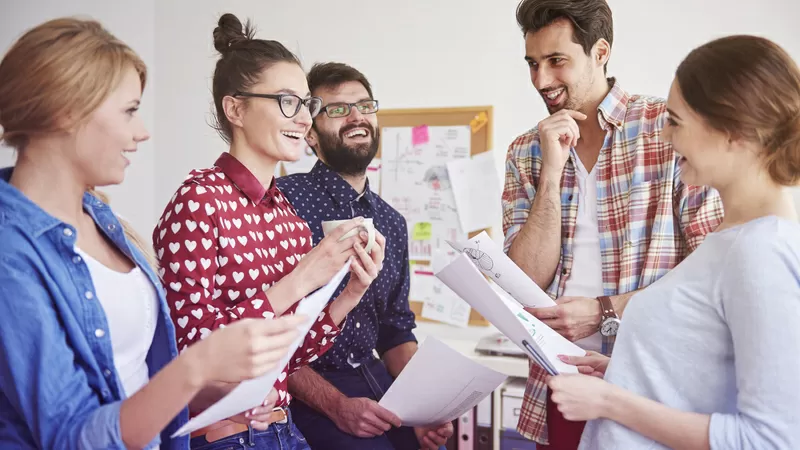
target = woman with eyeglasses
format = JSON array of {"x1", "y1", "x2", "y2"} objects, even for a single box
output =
[{"x1": 153, "y1": 13, "x2": 386, "y2": 450}]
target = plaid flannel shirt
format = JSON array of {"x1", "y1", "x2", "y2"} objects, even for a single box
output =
[{"x1": 502, "y1": 79, "x2": 723, "y2": 445}]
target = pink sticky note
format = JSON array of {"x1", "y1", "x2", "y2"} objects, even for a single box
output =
[{"x1": 412, "y1": 125, "x2": 430, "y2": 146}]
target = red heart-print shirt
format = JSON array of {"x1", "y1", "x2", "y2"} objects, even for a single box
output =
[{"x1": 153, "y1": 152, "x2": 342, "y2": 407}]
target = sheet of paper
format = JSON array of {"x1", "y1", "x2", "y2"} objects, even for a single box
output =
[
  {"x1": 447, "y1": 231, "x2": 556, "y2": 308},
  {"x1": 379, "y1": 337, "x2": 507, "y2": 427},
  {"x1": 381, "y1": 126, "x2": 470, "y2": 260},
  {"x1": 446, "y1": 152, "x2": 503, "y2": 233},
  {"x1": 435, "y1": 253, "x2": 583, "y2": 375},
  {"x1": 410, "y1": 263, "x2": 435, "y2": 301},
  {"x1": 366, "y1": 158, "x2": 381, "y2": 193},
  {"x1": 172, "y1": 261, "x2": 352, "y2": 437},
  {"x1": 418, "y1": 252, "x2": 471, "y2": 327},
  {"x1": 281, "y1": 144, "x2": 318, "y2": 175}
]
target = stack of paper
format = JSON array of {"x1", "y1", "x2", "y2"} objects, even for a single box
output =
[
  {"x1": 435, "y1": 253, "x2": 584, "y2": 375},
  {"x1": 172, "y1": 261, "x2": 352, "y2": 437},
  {"x1": 379, "y1": 337, "x2": 507, "y2": 426}
]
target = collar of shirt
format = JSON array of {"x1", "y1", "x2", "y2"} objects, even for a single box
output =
[
  {"x1": 214, "y1": 152, "x2": 282, "y2": 205},
  {"x1": 596, "y1": 77, "x2": 630, "y2": 132},
  {"x1": 310, "y1": 161, "x2": 378, "y2": 211},
  {"x1": 0, "y1": 166, "x2": 188, "y2": 449}
]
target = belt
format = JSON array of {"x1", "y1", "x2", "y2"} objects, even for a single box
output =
[{"x1": 190, "y1": 408, "x2": 288, "y2": 443}]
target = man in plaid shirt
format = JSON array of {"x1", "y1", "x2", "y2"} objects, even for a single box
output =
[{"x1": 502, "y1": 0, "x2": 723, "y2": 448}]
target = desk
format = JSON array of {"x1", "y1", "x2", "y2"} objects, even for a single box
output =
[{"x1": 413, "y1": 322, "x2": 530, "y2": 450}]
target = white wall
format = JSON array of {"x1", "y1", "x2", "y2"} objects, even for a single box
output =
[
  {"x1": 3, "y1": 0, "x2": 800, "y2": 239},
  {"x1": 152, "y1": 0, "x2": 800, "y2": 237},
  {"x1": 0, "y1": 0, "x2": 157, "y2": 237}
]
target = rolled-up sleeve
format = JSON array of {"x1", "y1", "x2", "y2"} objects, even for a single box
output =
[
  {"x1": 0, "y1": 263, "x2": 126, "y2": 450},
  {"x1": 502, "y1": 139, "x2": 537, "y2": 253}
]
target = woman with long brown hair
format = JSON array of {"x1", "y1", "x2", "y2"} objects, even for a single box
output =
[{"x1": 0, "y1": 18, "x2": 304, "y2": 449}]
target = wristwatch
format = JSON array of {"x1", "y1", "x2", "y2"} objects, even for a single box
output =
[{"x1": 597, "y1": 295, "x2": 621, "y2": 337}]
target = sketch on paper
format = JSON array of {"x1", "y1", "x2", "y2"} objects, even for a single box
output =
[
  {"x1": 381, "y1": 126, "x2": 471, "y2": 261},
  {"x1": 463, "y1": 242, "x2": 494, "y2": 272}
]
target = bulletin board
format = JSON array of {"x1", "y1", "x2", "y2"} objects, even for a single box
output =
[{"x1": 374, "y1": 106, "x2": 494, "y2": 327}]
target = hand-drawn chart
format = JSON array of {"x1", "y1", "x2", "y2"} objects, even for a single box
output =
[{"x1": 381, "y1": 126, "x2": 471, "y2": 261}]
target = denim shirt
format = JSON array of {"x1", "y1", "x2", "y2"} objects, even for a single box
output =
[{"x1": 0, "y1": 167, "x2": 189, "y2": 449}]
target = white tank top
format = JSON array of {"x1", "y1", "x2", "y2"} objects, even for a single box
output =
[{"x1": 77, "y1": 247, "x2": 158, "y2": 397}]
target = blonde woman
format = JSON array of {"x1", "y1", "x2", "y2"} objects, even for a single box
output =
[{"x1": 0, "y1": 18, "x2": 303, "y2": 450}]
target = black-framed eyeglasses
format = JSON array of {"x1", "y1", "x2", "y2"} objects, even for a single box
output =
[
  {"x1": 233, "y1": 91, "x2": 323, "y2": 119},
  {"x1": 320, "y1": 100, "x2": 379, "y2": 119}
]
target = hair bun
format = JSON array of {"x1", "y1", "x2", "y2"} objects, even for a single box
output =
[
  {"x1": 766, "y1": 113, "x2": 800, "y2": 185},
  {"x1": 213, "y1": 13, "x2": 254, "y2": 55}
]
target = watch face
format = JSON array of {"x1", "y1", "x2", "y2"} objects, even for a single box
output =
[{"x1": 600, "y1": 318, "x2": 620, "y2": 336}]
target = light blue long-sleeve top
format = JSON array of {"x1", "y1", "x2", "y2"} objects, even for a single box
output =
[{"x1": 580, "y1": 215, "x2": 800, "y2": 449}]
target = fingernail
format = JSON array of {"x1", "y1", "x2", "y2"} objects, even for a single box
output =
[
  {"x1": 355, "y1": 216, "x2": 364, "y2": 222},
  {"x1": 250, "y1": 420, "x2": 256, "y2": 427},
  {"x1": 251, "y1": 408, "x2": 258, "y2": 415},
  {"x1": 360, "y1": 231, "x2": 368, "y2": 238},
  {"x1": 558, "y1": 355, "x2": 569, "y2": 362}
]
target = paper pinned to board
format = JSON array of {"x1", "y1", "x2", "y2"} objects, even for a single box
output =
[
  {"x1": 435, "y1": 253, "x2": 583, "y2": 375},
  {"x1": 446, "y1": 152, "x2": 502, "y2": 233},
  {"x1": 172, "y1": 261, "x2": 352, "y2": 437},
  {"x1": 447, "y1": 232, "x2": 556, "y2": 308},
  {"x1": 379, "y1": 337, "x2": 507, "y2": 426},
  {"x1": 412, "y1": 222, "x2": 433, "y2": 241},
  {"x1": 366, "y1": 158, "x2": 381, "y2": 194},
  {"x1": 410, "y1": 263, "x2": 436, "y2": 301},
  {"x1": 411, "y1": 125, "x2": 430, "y2": 146},
  {"x1": 411, "y1": 253, "x2": 471, "y2": 328},
  {"x1": 470, "y1": 111, "x2": 489, "y2": 134},
  {"x1": 381, "y1": 126, "x2": 470, "y2": 261}
]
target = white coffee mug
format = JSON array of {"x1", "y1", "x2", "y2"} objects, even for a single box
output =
[{"x1": 321, "y1": 218, "x2": 376, "y2": 254}]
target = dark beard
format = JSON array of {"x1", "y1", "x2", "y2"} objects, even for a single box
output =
[{"x1": 315, "y1": 122, "x2": 380, "y2": 177}]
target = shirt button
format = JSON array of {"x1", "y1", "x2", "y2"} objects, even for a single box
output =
[
  {"x1": 562, "y1": 268, "x2": 568, "y2": 276},
  {"x1": 95, "y1": 328, "x2": 105, "y2": 338},
  {"x1": 85, "y1": 291, "x2": 94, "y2": 300},
  {"x1": 73, "y1": 256, "x2": 82, "y2": 264},
  {"x1": 63, "y1": 228, "x2": 73, "y2": 237},
  {"x1": 103, "y1": 369, "x2": 112, "y2": 377},
  {"x1": 568, "y1": 195, "x2": 574, "y2": 201},
  {"x1": 101, "y1": 389, "x2": 110, "y2": 399},
  {"x1": 106, "y1": 224, "x2": 116, "y2": 232}
]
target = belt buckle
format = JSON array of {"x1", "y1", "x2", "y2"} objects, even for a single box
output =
[{"x1": 272, "y1": 406, "x2": 288, "y2": 424}]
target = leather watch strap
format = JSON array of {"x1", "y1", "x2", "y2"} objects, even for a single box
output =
[{"x1": 597, "y1": 295, "x2": 618, "y2": 320}]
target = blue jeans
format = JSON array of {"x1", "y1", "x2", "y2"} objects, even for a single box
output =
[{"x1": 190, "y1": 409, "x2": 309, "y2": 450}]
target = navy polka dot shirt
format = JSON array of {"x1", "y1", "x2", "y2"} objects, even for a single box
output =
[{"x1": 277, "y1": 161, "x2": 417, "y2": 371}]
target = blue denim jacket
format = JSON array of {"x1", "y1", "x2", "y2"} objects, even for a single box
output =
[{"x1": 0, "y1": 167, "x2": 189, "y2": 449}]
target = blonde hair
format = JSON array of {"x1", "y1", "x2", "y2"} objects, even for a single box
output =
[
  {"x1": 0, "y1": 17, "x2": 147, "y2": 149},
  {"x1": 0, "y1": 18, "x2": 154, "y2": 266}
]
